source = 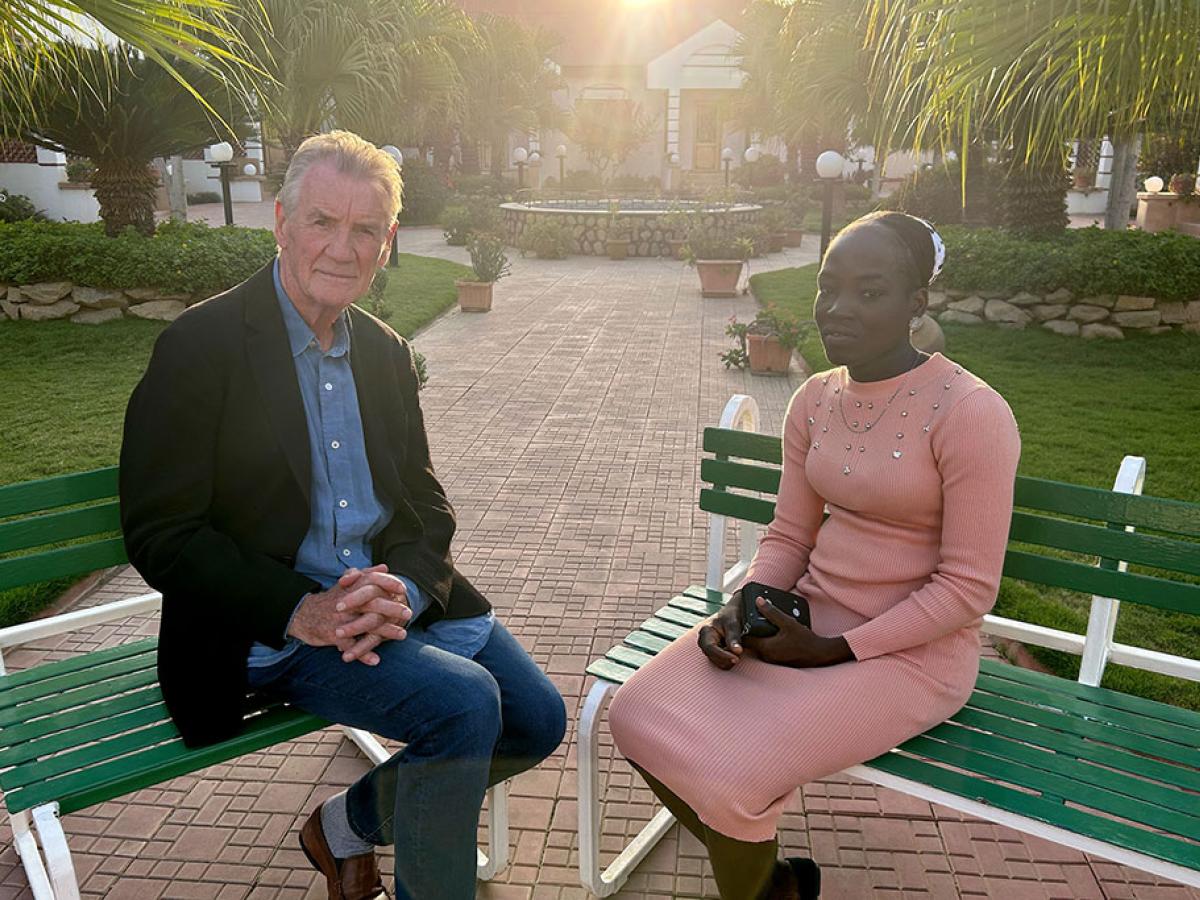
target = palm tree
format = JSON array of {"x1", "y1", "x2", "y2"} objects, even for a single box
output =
[
  {"x1": 0, "y1": 0, "x2": 254, "y2": 136},
  {"x1": 865, "y1": 0, "x2": 1200, "y2": 231},
  {"x1": 249, "y1": 0, "x2": 473, "y2": 158},
  {"x1": 454, "y1": 13, "x2": 565, "y2": 177},
  {"x1": 7, "y1": 42, "x2": 249, "y2": 235}
]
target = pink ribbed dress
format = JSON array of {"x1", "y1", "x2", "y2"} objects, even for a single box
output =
[{"x1": 609, "y1": 353, "x2": 1021, "y2": 842}]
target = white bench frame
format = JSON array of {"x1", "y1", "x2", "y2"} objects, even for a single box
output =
[
  {"x1": 578, "y1": 393, "x2": 1200, "y2": 896},
  {"x1": 0, "y1": 593, "x2": 509, "y2": 900}
]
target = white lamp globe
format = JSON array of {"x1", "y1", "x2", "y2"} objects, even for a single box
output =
[
  {"x1": 512, "y1": 147, "x2": 528, "y2": 164},
  {"x1": 555, "y1": 144, "x2": 567, "y2": 158},
  {"x1": 744, "y1": 146, "x2": 761, "y2": 164},
  {"x1": 242, "y1": 163, "x2": 257, "y2": 177},
  {"x1": 529, "y1": 150, "x2": 541, "y2": 164},
  {"x1": 209, "y1": 141, "x2": 234, "y2": 163},
  {"x1": 721, "y1": 147, "x2": 734, "y2": 162},
  {"x1": 1144, "y1": 175, "x2": 1165, "y2": 193},
  {"x1": 815, "y1": 150, "x2": 845, "y2": 180},
  {"x1": 381, "y1": 145, "x2": 403, "y2": 167},
  {"x1": 669, "y1": 152, "x2": 680, "y2": 166}
]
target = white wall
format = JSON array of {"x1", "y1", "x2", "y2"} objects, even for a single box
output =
[{"x1": 0, "y1": 160, "x2": 100, "y2": 223}]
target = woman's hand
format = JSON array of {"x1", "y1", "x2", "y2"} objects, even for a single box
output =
[
  {"x1": 742, "y1": 596, "x2": 855, "y2": 667},
  {"x1": 697, "y1": 594, "x2": 746, "y2": 670}
]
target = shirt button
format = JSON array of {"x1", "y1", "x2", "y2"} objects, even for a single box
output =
[
  {"x1": 330, "y1": 440, "x2": 340, "y2": 449},
  {"x1": 324, "y1": 382, "x2": 333, "y2": 391},
  {"x1": 338, "y1": 499, "x2": 348, "y2": 508},
  {"x1": 342, "y1": 549, "x2": 351, "y2": 557}
]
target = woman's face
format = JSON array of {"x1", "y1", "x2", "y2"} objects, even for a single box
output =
[{"x1": 814, "y1": 224, "x2": 926, "y2": 368}]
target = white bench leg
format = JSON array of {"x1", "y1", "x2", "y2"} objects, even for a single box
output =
[
  {"x1": 338, "y1": 725, "x2": 509, "y2": 881},
  {"x1": 30, "y1": 803, "x2": 80, "y2": 900},
  {"x1": 578, "y1": 679, "x2": 676, "y2": 897},
  {"x1": 12, "y1": 810, "x2": 55, "y2": 900}
]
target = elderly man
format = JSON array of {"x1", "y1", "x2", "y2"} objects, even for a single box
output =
[{"x1": 120, "y1": 130, "x2": 565, "y2": 900}]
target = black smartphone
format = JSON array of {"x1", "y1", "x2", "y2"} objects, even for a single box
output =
[{"x1": 740, "y1": 581, "x2": 811, "y2": 638}]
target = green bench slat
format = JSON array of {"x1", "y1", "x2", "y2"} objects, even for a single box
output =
[
  {"x1": 1009, "y1": 511, "x2": 1200, "y2": 577},
  {"x1": 681, "y1": 585, "x2": 730, "y2": 606},
  {"x1": 702, "y1": 428, "x2": 782, "y2": 464},
  {"x1": 899, "y1": 733, "x2": 1200, "y2": 844},
  {"x1": 865, "y1": 751, "x2": 1200, "y2": 871},
  {"x1": 0, "y1": 537, "x2": 129, "y2": 593},
  {"x1": 0, "y1": 653, "x2": 156, "y2": 711},
  {"x1": 624, "y1": 631, "x2": 671, "y2": 655},
  {"x1": 0, "y1": 502, "x2": 122, "y2": 556},
  {"x1": 0, "y1": 701, "x2": 170, "y2": 769},
  {"x1": 0, "y1": 468, "x2": 118, "y2": 519},
  {"x1": 966, "y1": 688, "x2": 1196, "y2": 770},
  {"x1": 700, "y1": 458, "x2": 781, "y2": 495},
  {"x1": 949, "y1": 706, "x2": 1200, "y2": 794},
  {"x1": 975, "y1": 670, "x2": 1200, "y2": 755},
  {"x1": 1014, "y1": 475, "x2": 1200, "y2": 539},
  {"x1": 2, "y1": 720, "x2": 182, "y2": 791},
  {"x1": 698, "y1": 488, "x2": 776, "y2": 526},
  {"x1": 0, "y1": 639, "x2": 156, "y2": 691},
  {"x1": 7, "y1": 706, "x2": 329, "y2": 815},
  {"x1": 654, "y1": 605, "x2": 707, "y2": 629},
  {"x1": 586, "y1": 658, "x2": 638, "y2": 684},
  {"x1": 604, "y1": 644, "x2": 656, "y2": 670},
  {"x1": 640, "y1": 618, "x2": 688, "y2": 641},
  {"x1": 1002, "y1": 549, "x2": 1200, "y2": 615},
  {"x1": 0, "y1": 686, "x2": 163, "y2": 747},
  {"x1": 979, "y1": 657, "x2": 1200, "y2": 731},
  {"x1": 0, "y1": 667, "x2": 159, "y2": 728},
  {"x1": 920, "y1": 723, "x2": 1200, "y2": 832},
  {"x1": 668, "y1": 593, "x2": 723, "y2": 616}
]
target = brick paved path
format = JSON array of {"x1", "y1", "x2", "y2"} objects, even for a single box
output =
[{"x1": 1, "y1": 229, "x2": 1195, "y2": 899}]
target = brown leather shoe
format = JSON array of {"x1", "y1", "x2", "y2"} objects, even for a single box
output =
[{"x1": 299, "y1": 806, "x2": 391, "y2": 900}]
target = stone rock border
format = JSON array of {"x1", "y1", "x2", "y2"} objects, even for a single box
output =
[
  {"x1": 1, "y1": 282, "x2": 202, "y2": 324},
  {"x1": 927, "y1": 288, "x2": 1200, "y2": 339}
]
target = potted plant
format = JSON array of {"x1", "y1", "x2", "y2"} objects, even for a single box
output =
[
  {"x1": 662, "y1": 202, "x2": 689, "y2": 259},
  {"x1": 456, "y1": 233, "x2": 511, "y2": 312},
  {"x1": 783, "y1": 192, "x2": 806, "y2": 247},
  {"x1": 684, "y1": 226, "x2": 754, "y2": 298},
  {"x1": 1169, "y1": 172, "x2": 1196, "y2": 197},
  {"x1": 759, "y1": 206, "x2": 789, "y2": 253},
  {"x1": 606, "y1": 205, "x2": 632, "y2": 260},
  {"x1": 1072, "y1": 166, "x2": 1098, "y2": 191},
  {"x1": 721, "y1": 307, "x2": 806, "y2": 376}
]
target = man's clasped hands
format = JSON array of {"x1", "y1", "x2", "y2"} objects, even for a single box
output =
[{"x1": 287, "y1": 564, "x2": 411, "y2": 666}]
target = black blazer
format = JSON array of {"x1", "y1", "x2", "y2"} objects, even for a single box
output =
[{"x1": 119, "y1": 263, "x2": 489, "y2": 747}]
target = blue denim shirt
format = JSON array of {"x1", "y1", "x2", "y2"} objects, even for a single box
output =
[{"x1": 248, "y1": 262, "x2": 493, "y2": 666}]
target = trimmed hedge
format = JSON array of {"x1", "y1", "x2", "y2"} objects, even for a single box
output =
[
  {"x1": 0, "y1": 220, "x2": 276, "y2": 295},
  {"x1": 939, "y1": 225, "x2": 1200, "y2": 302}
]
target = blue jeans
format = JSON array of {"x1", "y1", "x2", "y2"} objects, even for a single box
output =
[{"x1": 247, "y1": 620, "x2": 566, "y2": 900}]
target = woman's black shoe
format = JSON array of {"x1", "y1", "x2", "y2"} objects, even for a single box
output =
[{"x1": 787, "y1": 857, "x2": 820, "y2": 899}]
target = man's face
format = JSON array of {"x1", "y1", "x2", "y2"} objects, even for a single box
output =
[{"x1": 274, "y1": 161, "x2": 396, "y2": 317}]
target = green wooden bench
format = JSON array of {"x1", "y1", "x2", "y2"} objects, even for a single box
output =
[
  {"x1": 578, "y1": 394, "x2": 1200, "y2": 896},
  {"x1": 0, "y1": 466, "x2": 510, "y2": 900}
]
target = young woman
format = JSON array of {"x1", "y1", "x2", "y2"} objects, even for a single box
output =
[{"x1": 609, "y1": 211, "x2": 1021, "y2": 899}]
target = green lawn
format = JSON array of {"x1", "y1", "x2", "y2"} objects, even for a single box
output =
[
  {"x1": 0, "y1": 253, "x2": 468, "y2": 625},
  {"x1": 751, "y1": 264, "x2": 1200, "y2": 710}
]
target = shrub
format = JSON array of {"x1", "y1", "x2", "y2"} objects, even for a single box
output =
[
  {"x1": 683, "y1": 224, "x2": 754, "y2": 262},
  {"x1": 559, "y1": 169, "x2": 604, "y2": 192},
  {"x1": 451, "y1": 173, "x2": 514, "y2": 198},
  {"x1": 397, "y1": 160, "x2": 451, "y2": 226},
  {"x1": 939, "y1": 225, "x2": 1200, "y2": 302},
  {"x1": 466, "y1": 233, "x2": 511, "y2": 283},
  {"x1": 608, "y1": 173, "x2": 660, "y2": 193},
  {"x1": 733, "y1": 156, "x2": 788, "y2": 189},
  {"x1": 884, "y1": 160, "x2": 1001, "y2": 227},
  {"x1": 520, "y1": 217, "x2": 573, "y2": 259},
  {"x1": 0, "y1": 220, "x2": 276, "y2": 295},
  {"x1": 440, "y1": 197, "x2": 502, "y2": 246},
  {"x1": 0, "y1": 190, "x2": 45, "y2": 223},
  {"x1": 186, "y1": 191, "x2": 221, "y2": 205},
  {"x1": 65, "y1": 159, "x2": 95, "y2": 183}
]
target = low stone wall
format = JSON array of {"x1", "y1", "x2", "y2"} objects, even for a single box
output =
[
  {"x1": 501, "y1": 204, "x2": 762, "y2": 258},
  {"x1": 1, "y1": 281, "x2": 199, "y2": 324},
  {"x1": 927, "y1": 288, "x2": 1200, "y2": 339}
]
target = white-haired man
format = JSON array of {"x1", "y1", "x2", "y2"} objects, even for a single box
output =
[{"x1": 120, "y1": 130, "x2": 565, "y2": 900}]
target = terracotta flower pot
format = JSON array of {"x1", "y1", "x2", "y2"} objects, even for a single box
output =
[
  {"x1": 455, "y1": 279, "x2": 493, "y2": 312},
  {"x1": 783, "y1": 228, "x2": 804, "y2": 248},
  {"x1": 769, "y1": 232, "x2": 786, "y2": 253},
  {"x1": 695, "y1": 260, "x2": 744, "y2": 298},
  {"x1": 747, "y1": 333, "x2": 792, "y2": 375},
  {"x1": 607, "y1": 239, "x2": 631, "y2": 260}
]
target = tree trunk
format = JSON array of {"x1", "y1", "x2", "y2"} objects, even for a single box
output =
[
  {"x1": 1104, "y1": 134, "x2": 1141, "y2": 231},
  {"x1": 93, "y1": 158, "x2": 158, "y2": 236},
  {"x1": 962, "y1": 139, "x2": 990, "y2": 225},
  {"x1": 460, "y1": 137, "x2": 481, "y2": 175}
]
